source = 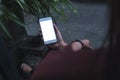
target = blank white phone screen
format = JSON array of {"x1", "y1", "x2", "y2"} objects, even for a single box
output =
[{"x1": 40, "y1": 19, "x2": 56, "y2": 44}]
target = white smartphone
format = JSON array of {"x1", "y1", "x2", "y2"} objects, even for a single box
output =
[{"x1": 39, "y1": 17, "x2": 57, "y2": 44}]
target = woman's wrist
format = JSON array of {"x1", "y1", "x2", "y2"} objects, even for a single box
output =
[
  {"x1": 71, "y1": 40, "x2": 85, "y2": 51},
  {"x1": 59, "y1": 41, "x2": 67, "y2": 47},
  {"x1": 71, "y1": 40, "x2": 84, "y2": 48},
  {"x1": 56, "y1": 41, "x2": 68, "y2": 50},
  {"x1": 47, "y1": 40, "x2": 67, "y2": 50}
]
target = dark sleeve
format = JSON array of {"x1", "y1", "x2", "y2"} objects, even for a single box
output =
[{"x1": 0, "y1": 38, "x2": 22, "y2": 80}]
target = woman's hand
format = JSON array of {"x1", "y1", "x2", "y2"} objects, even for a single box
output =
[
  {"x1": 47, "y1": 24, "x2": 67, "y2": 50},
  {"x1": 39, "y1": 24, "x2": 92, "y2": 51},
  {"x1": 71, "y1": 39, "x2": 92, "y2": 51},
  {"x1": 39, "y1": 24, "x2": 67, "y2": 50},
  {"x1": 81, "y1": 39, "x2": 93, "y2": 49}
]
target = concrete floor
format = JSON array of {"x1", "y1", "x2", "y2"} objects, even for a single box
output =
[{"x1": 24, "y1": 2, "x2": 109, "y2": 48}]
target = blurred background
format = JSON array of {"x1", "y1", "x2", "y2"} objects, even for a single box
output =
[
  {"x1": 0, "y1": 0, "x2": 109, "y2": 79},
  {"x1": 24, "y1": 0, "x2": 109, "y2": 48}
]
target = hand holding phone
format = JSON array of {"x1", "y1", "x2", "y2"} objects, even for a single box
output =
[{"x1": 39, "y1": 17, "x2": 57, "y2": 44}]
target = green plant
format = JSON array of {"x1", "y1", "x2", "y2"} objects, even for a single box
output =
[
  {"x1": 0, "y1": 0, "x2": 79, "y2": 39},
  {"x1": 15, "y1": 0, "x2": 79, "y2": 17},
  {"x1": 0, "y1": 4, "x2": 26, "y2": 39}
]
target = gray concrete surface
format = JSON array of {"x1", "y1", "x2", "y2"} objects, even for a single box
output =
[{"x1": 24, "y1": 2, "x2": 109, "y2": 48}]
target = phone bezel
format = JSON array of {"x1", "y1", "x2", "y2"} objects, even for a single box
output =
[{"x1": 39, "y1": 17, "x2": 57, "y2": 44}]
